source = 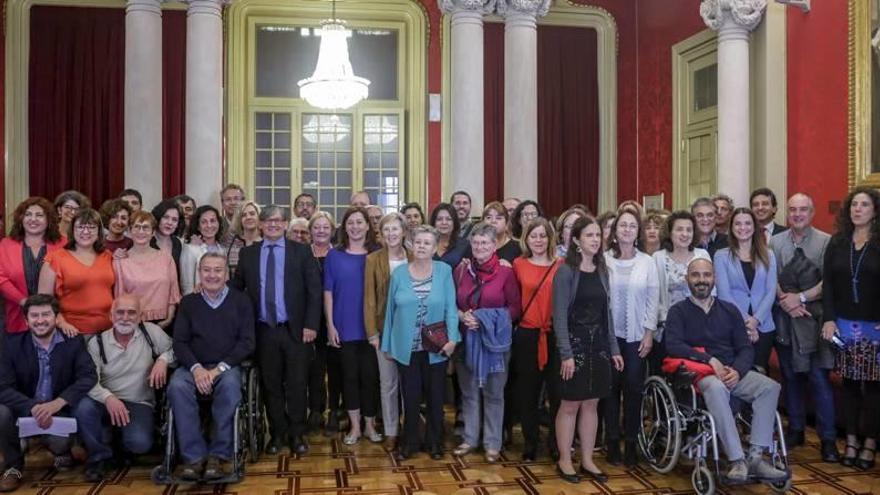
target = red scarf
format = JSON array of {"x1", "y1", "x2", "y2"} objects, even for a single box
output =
[{"x1": 465, "y1": 253, "x2": 501, "y2": 310}]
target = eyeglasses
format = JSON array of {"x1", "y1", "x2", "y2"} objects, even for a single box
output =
[
  {"x1": 75, "y1": 224, "x2": 99, "y2": 232},
  {"x1": 61, "y1": 205, "x2": 78, "y2": 212},
  {"x1": 521, "y1": 212, "x2": 538, "y2": 220},
  {"x1": 263, "y1": 218, "x2": 286, "y2": 225}
]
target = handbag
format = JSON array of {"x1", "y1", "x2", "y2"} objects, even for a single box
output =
[{"x1": 421, "y1": 321, "x2": 449, "y2": 354}]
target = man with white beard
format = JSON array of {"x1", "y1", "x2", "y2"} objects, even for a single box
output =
[{"x1": 74, "y1": 294, "x2": 175, "y2": 482}]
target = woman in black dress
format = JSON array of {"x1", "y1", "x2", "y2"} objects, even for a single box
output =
[{"x1": 553, "y1": 216, "x2": 623, "y2": 483}]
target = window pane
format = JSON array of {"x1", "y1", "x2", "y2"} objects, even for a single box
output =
[
  {"x1": 256, "y1": 169, "x2": 271, "y2": 187},
  {"x1": 274, "y1": 132, "x2": 291, "y2": 149},
  {"x1": 302, "y1": 113, "x2": 353, "y2": 220},
  {"x1": 252, "y1": 112, "x2": 292, "y2": 207},
  {"x1": 693, "y1": 64, "x2": 717, "y2": 111},
  {"x1": 275, "y1": 188, "x2": 290, "y2": 206},
  {"x1": 256, "y1": 132, "x2": 272, "y2": 149},
  {"x1": 256, "y1": 188, "x2": 271, "y2": 205},
  {"x1": 363, "y1": 113, "x2": 401, "y2": 212},
  {"x1": 256, "y1": 113, "x2": 272, "y2": 130},
  {"x1": 275, "y1": 170, "x2": 290, "y2": 186},
  {"x1": 256, "y1": 151, "x2": 271, "y2": 167}
]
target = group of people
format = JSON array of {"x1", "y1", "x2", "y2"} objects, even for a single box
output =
[{"x1": 0, "y1": 181, "x2": 876, "y2": 491}]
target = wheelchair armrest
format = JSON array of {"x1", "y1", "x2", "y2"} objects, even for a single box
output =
[
  {"x1": 240, "y1": 359, "x2": 255, "y2": 370},
  {"x1": 668, "y1": 363, "x2": 698, "y2": 389}
]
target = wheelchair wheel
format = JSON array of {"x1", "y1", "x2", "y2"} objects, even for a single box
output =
[
  {"x1": 691, "y1": 463, "x2": 715, "y2": 495},
  {"x1": 767, "y1": 478, "x2": 793, "y2": 493},
  {"x1": 638, "y1": 376, "x2": 682, "y2": 473},
  {"x1": 247, "y1": 367, "x2": 265, "y2": 463}
]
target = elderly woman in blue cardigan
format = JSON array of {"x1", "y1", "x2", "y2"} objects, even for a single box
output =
[{"x1": 381, "y1": 225, "x2": 459, "y2": 461}]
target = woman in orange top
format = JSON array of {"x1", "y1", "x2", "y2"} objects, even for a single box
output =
[
  {"x1": 38, "y1": 208, "x2": 114, "y2": 336},
  {"x1": 511, "y1": 217, "x2": 561, "y2": 461}
]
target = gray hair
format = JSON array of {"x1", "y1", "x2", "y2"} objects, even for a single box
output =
[
  {"x1": 198, "y1": 252, "x2": 228, "y2": 269},
  {"x1": 468, "y1": 221, "x2": 497, "y2": 242},
  {"x1": 411, "y1": 224, "x2": 439, "y2": 244},
  {"x1": 259, "y1": 205, "x2": 288, "y2": 222},
  {"x1": 690, "y1": 197, "x2": 714, "y2": 213}
]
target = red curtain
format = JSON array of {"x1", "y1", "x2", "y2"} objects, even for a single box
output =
[
  {"x1": 483, "y1": 22, "x2": 504, "y2": 204},
  {"x1": 537, "y1": 26, "x2": 599, "y2": 216},
  {"x1": 163, "y1": 10, "x2": 187, "y2": 198},
  {"x1": 29, "y1": 6, "x2": 125, "y2": 206}
]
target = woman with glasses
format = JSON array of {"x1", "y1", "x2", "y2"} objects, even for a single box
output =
[
  {"x1": 603, "y1": 208, "x2": 659, "y2": 467},
  {"x1": 511, "y1": 200, "x2": 544, "y2": 241},
  {"x1": 54, "y1": 190, "x2": 90, "y2": 240},
  {"x1": 113, "y1": 211, "x2": 181, "y2": 331},
  {"x1": 179, "y1": 205, "x2": 226, "y2": 295},
  {"x1": 38, "y1": 208, "x2": 115, "y2": 336},
  {"x1": 714, "y1": 207, "x2": 778, "y2": 373},
  {"x1": 0, "y1": 197, "x2": 65, "y2": 335}
]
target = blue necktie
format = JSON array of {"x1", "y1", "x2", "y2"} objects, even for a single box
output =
[{"x1": 265, "y1": 245, "x2": 277, "y2": 327}]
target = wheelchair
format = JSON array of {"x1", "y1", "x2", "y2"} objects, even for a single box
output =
[
  {"x1": 638, "y1": 366, "x2": 792, "y2": 495},
  {"x1": 151, "y1": 360, "x2": 266, "y2": 484}
]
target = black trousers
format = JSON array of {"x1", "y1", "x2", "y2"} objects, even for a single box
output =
[
  {"x1": 605, "y1": 339, "x2": 644, "y2": 442},
  {"x1": 308, "y1": 342, "x2": 327, "y2": 413},
  {"x1": 511, "y1": 329, "x2": 560, "y2": 449},
  {"x1": 257, "y1": 323, "x2": 314, "y2": 441},
  {"x1": 326, "y1": 345, "x2": 344, "y2": 412},
  {"x1": 754, "y1": 330, "x2": 777, "y2": 374},
  {"x1": 398, "y1": 351, "x2": 446, "y2": 450},
  {"x1": 841, "y1": 378, "x2": 880, "y2": 438},
  {"x1": 341, "y1": 340, "x2": 379, "y2": 416}
]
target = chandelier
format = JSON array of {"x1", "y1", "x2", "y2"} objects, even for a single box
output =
[{"x1": 297, "y1": 0, "x2": 370, "y2": 110}]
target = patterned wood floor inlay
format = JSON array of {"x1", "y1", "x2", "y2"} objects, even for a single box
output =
[{"x1": 8, "y1": 427, "x2": 880, "y2": 494}]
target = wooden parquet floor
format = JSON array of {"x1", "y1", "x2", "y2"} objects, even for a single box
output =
[{"x1": 9, "y1": 427, "x2": 880, "y2": 494}]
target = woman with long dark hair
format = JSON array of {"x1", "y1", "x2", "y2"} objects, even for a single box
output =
[
  {"x1": 821, "y1": 187, "x2": 880, "y2": 469},
  {"x1": 179, "y1": 205, "x2": 226, "y2": 295},
  {"x1": 511, "y1": 200, "x2": 543, "y2": 241},
  {"x1": 554, "y1": 216, "x2": 623, "y2": 483},
  {"x1": 430, "y1": 203, "x2": 468, "y2": 267},
  {"x1": 150, "y1": 199, "x2": 184, "y2": 270}
]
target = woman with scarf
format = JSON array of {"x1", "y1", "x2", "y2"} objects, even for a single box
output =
[
  {"x1": 511, "y1": 218, "x2": 560, "y2": 461},
  {"x1": 452, "y1": 222, "x2": 521, "y2": 463}
]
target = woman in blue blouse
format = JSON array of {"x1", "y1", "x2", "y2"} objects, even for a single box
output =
[
  {"x1": 324, "y1": 207, "x2": 381, "y2": 445},
  {"x1": 713, "y1": 207, "x2": 778, "y2": 372},
  {"x1": 382, "y1": 225, "x2": 459, "y2": 460}
]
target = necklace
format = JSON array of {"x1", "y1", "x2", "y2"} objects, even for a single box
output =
[{"x1": 850, "y1": 241, "x2": 869, "y2": 304}]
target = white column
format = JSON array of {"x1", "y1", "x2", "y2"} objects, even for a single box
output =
[
  {"x1": 184, "y1": 0, "x2": 227, "y2": 207},
  {"x1": 125, "y1": 0, "x2": 164, "y2": 208},
  {"x1": 440, "y1": 0, "x2": 494, "y2": 212},
  {"x1": 701, "y1": 0, "x2": 767, "y2": 206},
  {"x1": 497, "y1": 0, "x2": 548, "y2": 202}
]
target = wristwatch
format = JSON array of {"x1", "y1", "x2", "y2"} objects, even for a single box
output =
[
  {"x1": 216, "y1": 363, "x2": 230, "y2": 374},
  {"x1": 798, "y1": 292, "x2": 807, "y2": 304}
]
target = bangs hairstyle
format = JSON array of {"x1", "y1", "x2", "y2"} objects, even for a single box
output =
[
  {"x1": 608, "y1": 209, "x2": 643, "y2": 258},
  {"x1": 98, "y1": 199, "x2": 132, "y2": 229},
  {"x1": 54, "y1": 190, "x2": 91, "y2": 211},
  {"x1": 662, "y1": 210, "x2": 698, "y2": 252},
  {"x1": 555, "y1": 207, "x2": 587, "y2": 244},
  {"x1": 726, "y1": 207, "x2": 770, "y2": 269},
  {"x1": 481, "y1": 201, "x2": 509, "y2": 223},
  {"x1": 378, "y1": 212, "x2": 407, "y2": 234},
  {"x1": 336, "y1": 207, "x2": 377, "y2": 250},
  {"x1": 65, "y1": 208, "x2": 105, "y2": 252},
  {"x1": 564, "y1": 216, "x2": 607, "y2": 274},
  {"x1": 834, "y1": 186, "x2": 880, "y2": 243},
  {"x1": 429, "y1": 203, "x2": 461, "y2": 244},
  {"x1": 9, "y1": 197, "x2": 62, "y2": 243},
  {"x1": 233, "y1": 201, "x2": 262, "y2": 234},
  {"x1": 187, "y1": 205, "x2": 226, "y2": 242},
  {"x1": 520, "y1": 217, "x2": 557, "y2": 259},
  {"x1": 308, "y1": 210, "x2": 337, "y2": 232},
  {"x1": 129, "y1": 210, "x2": 157, "y2": 230},
  {"x1": 400, "y1": 202, "x2": 425, "y2": 223},
  {"x1": 150, "y1": 200, "x2": 185, "y2": 237}
]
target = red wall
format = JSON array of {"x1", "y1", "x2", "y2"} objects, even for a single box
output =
[
  {"x1": 786, "y1": 1, "x2": 848, "y2": 232},
  {"x1": 1, "y1": 0, "x2": 6, "y2": 213},
  {"x1": 634, "y1": 0, "x2": 705, "y2": 209}
]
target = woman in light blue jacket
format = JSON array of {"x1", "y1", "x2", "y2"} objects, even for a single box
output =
[
  {"x1": 713, "y1": 207, "x2": 778, "y2": 372},
  {"x1": 381, "y1": 225, "x2": 459, "y2": 461}
]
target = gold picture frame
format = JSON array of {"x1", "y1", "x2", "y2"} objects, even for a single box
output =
[{"x1": 849, "y1": 0, "x2": 880, "y2": 187}]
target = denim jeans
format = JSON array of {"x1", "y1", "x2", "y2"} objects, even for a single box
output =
[
  {"x1": 167, "y1": 367, "x2": 241, "y2": 464},
  {"x1": 698, "y1": 371, "x2": 781, "y2": 461},
  {"x1": 74, "y1": 397, "x2": 154, "y2": 463},
  {"x1": 776, "y1": 343, "x2": 836, "y2": 441},
  {"x1": 456, "y1": 352, "x2": 510, "y2": 452}
]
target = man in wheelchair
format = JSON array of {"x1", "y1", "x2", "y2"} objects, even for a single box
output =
[
  {"x1": 168, "y1": 253, "x2": 255, "y2": 481},
  {"x1": 75, "y1": 294, "x2": 175, "y2": 482},
  {"x1": 665, "y1": 258, "x2": 790, "y2": 485}
]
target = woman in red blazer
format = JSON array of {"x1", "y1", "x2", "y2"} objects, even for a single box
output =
[{"x1": 0, "y1": 197, "x2": 65, "y2": 333}]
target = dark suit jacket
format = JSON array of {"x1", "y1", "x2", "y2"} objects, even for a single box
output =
[
  {"x1": 0, "y1": 332, "x2": 96, "y2": 416},
  {"x1": 770, "y1": 223, "x2": 789, "y2": 236},
  {"x1": 230, "y1": 239, "x2": 322, "y2": 341}
]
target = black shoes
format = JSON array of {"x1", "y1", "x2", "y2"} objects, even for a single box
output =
[
  {"x1": 856, "y1": 447, "x2": 876, "y2": 471},
  {"x1": 605, "y1": 439, "x2": 621, "y2": 465},
  {"x1": 265, "y1": 438, "x2": 283, "y2": 455},
  {"x1": 785, "y1": 429, "x2": 805, "y2": 449},
  {"x1": 842, "y1": 442, "x2": 859, "y2": 467},
  {"x1": 430, "y1": 445, "x2": 444, "y2": 460},
  {"x1": 292, "y1": 436, "x2": 309, "y2": 455},
  {"x1": 821, "y1": 440, "x2": 840, "y2": 463},
  {"x1": 84, "y1": 461, "x2": 105, "y2": 482},
  {"x1": 623, "y1": 440, "x2": 638, "y2": 467},
  {"x1": 579, "y1": 465, "x2": 609, "y2": 483},
  {"x1": 308, "y1": 411, "x2": 323, "y2": 431},
  {"x1": 521, "y1": 446, "x2": 536, "y2": 462},
  {"x1": 178, "y1": 460, "x2": 204, "y2": 482},
  {"x1": 555, "y1": 464, "x2": 580, "y2": 484},
  {"x1": 325, "y1": 410, "x2": 340, "y2": 435},
  {"x1": 202, "y1": 456, "x2": 224, "y2": 480}
]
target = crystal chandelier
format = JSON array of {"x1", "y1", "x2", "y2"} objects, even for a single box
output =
[{"x1": 297, "y1": 0, "x2": 370, "y2": 110}]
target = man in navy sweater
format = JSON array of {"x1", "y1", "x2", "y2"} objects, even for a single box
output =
[
  {"x1": 665, "y1": 258, "x2": 788, "y2": 485},
  {"x1": 168, "y1": 253, "x2": 255, "y2": 482},
  {"x1": 0, "y1": 294, "x2": 96, "y2": 492}
]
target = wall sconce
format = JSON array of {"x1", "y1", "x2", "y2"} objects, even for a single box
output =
[{"x1": 775, "y1": 0, "x2": 809, "y2": 13}]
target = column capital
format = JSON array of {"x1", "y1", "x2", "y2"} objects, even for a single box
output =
[
  {"x1": 439, "y1": 0, "x2": 495, "y2": 16},
  {"x1": 126, "y1": 0, "x2": 164, "y2": 15},
  {"x1": 700, "y1": 0, "x2": 767, "y2": 32},
  {"x1": 184, "y1": 0, "x2": 231, "y2": 17},
  {"x1": 496, "y1": 0, "x2": 551, "y2": 19}
]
